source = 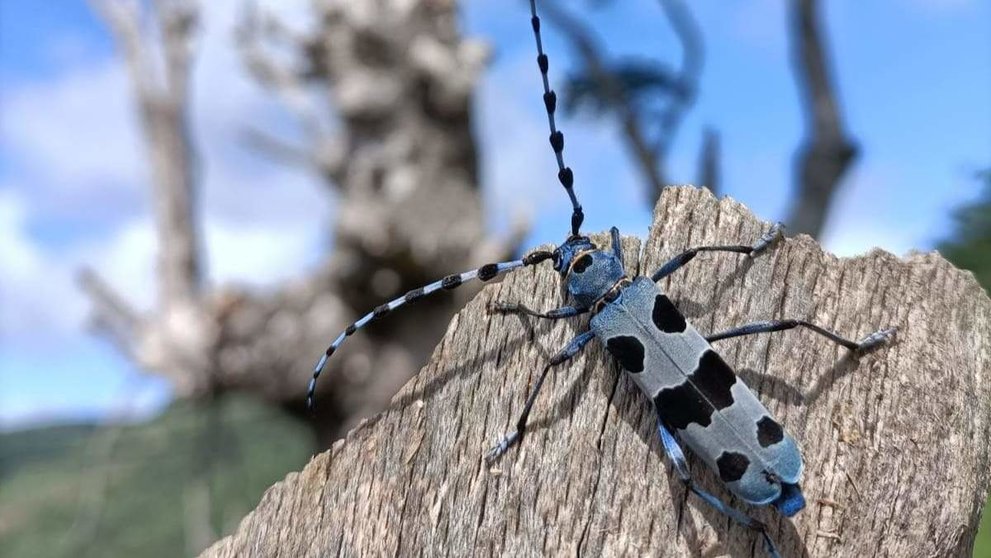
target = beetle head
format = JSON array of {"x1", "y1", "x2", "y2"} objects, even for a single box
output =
[{"x1": 552, "y1": 235, "x2": 595, "y2": 275}]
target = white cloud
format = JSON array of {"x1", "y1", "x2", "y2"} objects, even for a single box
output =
[
  {"x1": 203, "y1": 218, "x2": 321, "y2": 287},
  {"x1": 1, "y1": 61, "x2": 140, "y2": 185},
  {"x1": 79, "y1": 218, "x2": 157, "y2": 312},
  {"x1": 0, "y1": 190, "x2": 88, "y2": 342},
  {"x1": 818, "y1": 161, "x2": 937, "y2": 257},
  {"x1": 1, "y1": 60, "x2": 147, "y2": 222}
]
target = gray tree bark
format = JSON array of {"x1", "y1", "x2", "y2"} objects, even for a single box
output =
[{"x1": 202, "y1": 187, "x2": 991, "y2": 558}]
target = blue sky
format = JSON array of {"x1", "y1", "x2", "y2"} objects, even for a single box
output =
[{"x1": 1, "y1": 0, "x2": 988, "y2": 430}]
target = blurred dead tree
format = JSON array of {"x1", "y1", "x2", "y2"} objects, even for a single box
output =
[{"x1": 80, "y1": 0, "x2": 524, "y2": 446}]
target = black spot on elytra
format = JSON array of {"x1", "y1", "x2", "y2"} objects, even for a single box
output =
[
  {"x1": 652, "y1": 294, "x2": 687, "y2": 333},
  {"x1": 442, "y1": 274, "x2": 462, "y2": 289},
  {"x1": 478, "y1": 264, "x2": 499, "y2": 281},
  {"x1": 692, "y1": 350, "x2": 738, "y2": 410},
  {"x1": 605, "y1": 335, "x2": 645, "y2": 373},
  {"x1": 572, "y1": 253, "x2": 593, "y2": 273},
  {"x1": 654, "y1": 387, "x2": 712, "y2": 430},
  {"x1": 756, "y1": 416, "x2": 785, "y2": 448},
  {"x1": 717, "y1": 451, "x2": 750, "y2": 483},
  {"x1": 405, "y1": 288, "x2": 425, "y2": 303},
  {"x1": 653, "y1": 349, "x2": 739, "y2": 430}
]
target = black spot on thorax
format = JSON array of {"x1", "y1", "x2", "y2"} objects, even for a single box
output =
[{"x1": 571, "y1": 253, "x2": 593, "y2": 273}]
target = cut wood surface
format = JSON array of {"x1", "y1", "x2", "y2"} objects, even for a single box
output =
[{"x1": 203, "y1": 187, "x2": 991, "y2": 557}]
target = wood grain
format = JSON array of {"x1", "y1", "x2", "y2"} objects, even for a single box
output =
[{"x1": 203, "y1": 187, "x2": 991, "y2": 557}]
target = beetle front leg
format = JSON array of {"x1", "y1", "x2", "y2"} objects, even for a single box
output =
[
  {"x1": 486, "y1": 330, "x2": 596, "y2": 462},
  {"x1": 489, "y1": 301, "x2": 588, "y2": 320}
]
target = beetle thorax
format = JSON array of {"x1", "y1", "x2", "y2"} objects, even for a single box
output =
[{"x1": 565, "y1": 249, "x2": 626, "y2": 308}]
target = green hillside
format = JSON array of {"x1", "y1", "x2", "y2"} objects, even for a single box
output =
[
  {"x1": 939, "y1": 172, "x2": 991, "y2": 558},
  {"x1": 0, "y1": 395, "x2": 314, "y2": 557}
]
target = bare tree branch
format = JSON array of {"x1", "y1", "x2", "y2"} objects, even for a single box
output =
[
  {"x1": 93, "y1": 0, "x2": 203, "y2": 312},
  {"x1": 77, "y1": 267, "x2": 141, "y2": 358},
  {"x1": 91, "y1": 0, "x2": 156, "y2": 99},
  {"x1": 239, "y1": 126, "x2": 317, "y2": 169},
  {"x1": 650, "y1": 0, "x2": 704, "y2": 160},
  {"x1": 236, "y1": 2, "x2": 325, "y2": 141},
  {"x1": 154, "y1": 0, "x2": 197, "y2": 101},
  {"x1": 786, "y1": 0, "x2": 858, "y2": 238}
]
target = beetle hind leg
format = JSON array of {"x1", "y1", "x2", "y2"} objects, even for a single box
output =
[
  {"x1": 656, "y1": 420, "x2": 783, "y2": 558},
  {"x1": 706, "y1": 319, "x2": 897, "y2": 354}
]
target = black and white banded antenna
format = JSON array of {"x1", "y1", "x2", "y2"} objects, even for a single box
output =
[{"x1": 529, "y1": 0, "x2": 584, "y2": 237}]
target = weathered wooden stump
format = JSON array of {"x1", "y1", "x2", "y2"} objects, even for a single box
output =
[{"x1": 203, "y1": 187, "x2": 991, "y2": 557}]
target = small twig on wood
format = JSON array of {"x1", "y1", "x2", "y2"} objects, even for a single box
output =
[{"x1": 697, "y1": 127, "x2": 719, "y2": 194}]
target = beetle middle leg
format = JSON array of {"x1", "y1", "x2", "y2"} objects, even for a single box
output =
[
  {"x1": 486, "y1": 330, "x2": 596, "y2": 463},
  {"x1": 706, "y1": 320, "x2": 896, "y2": 354}
]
